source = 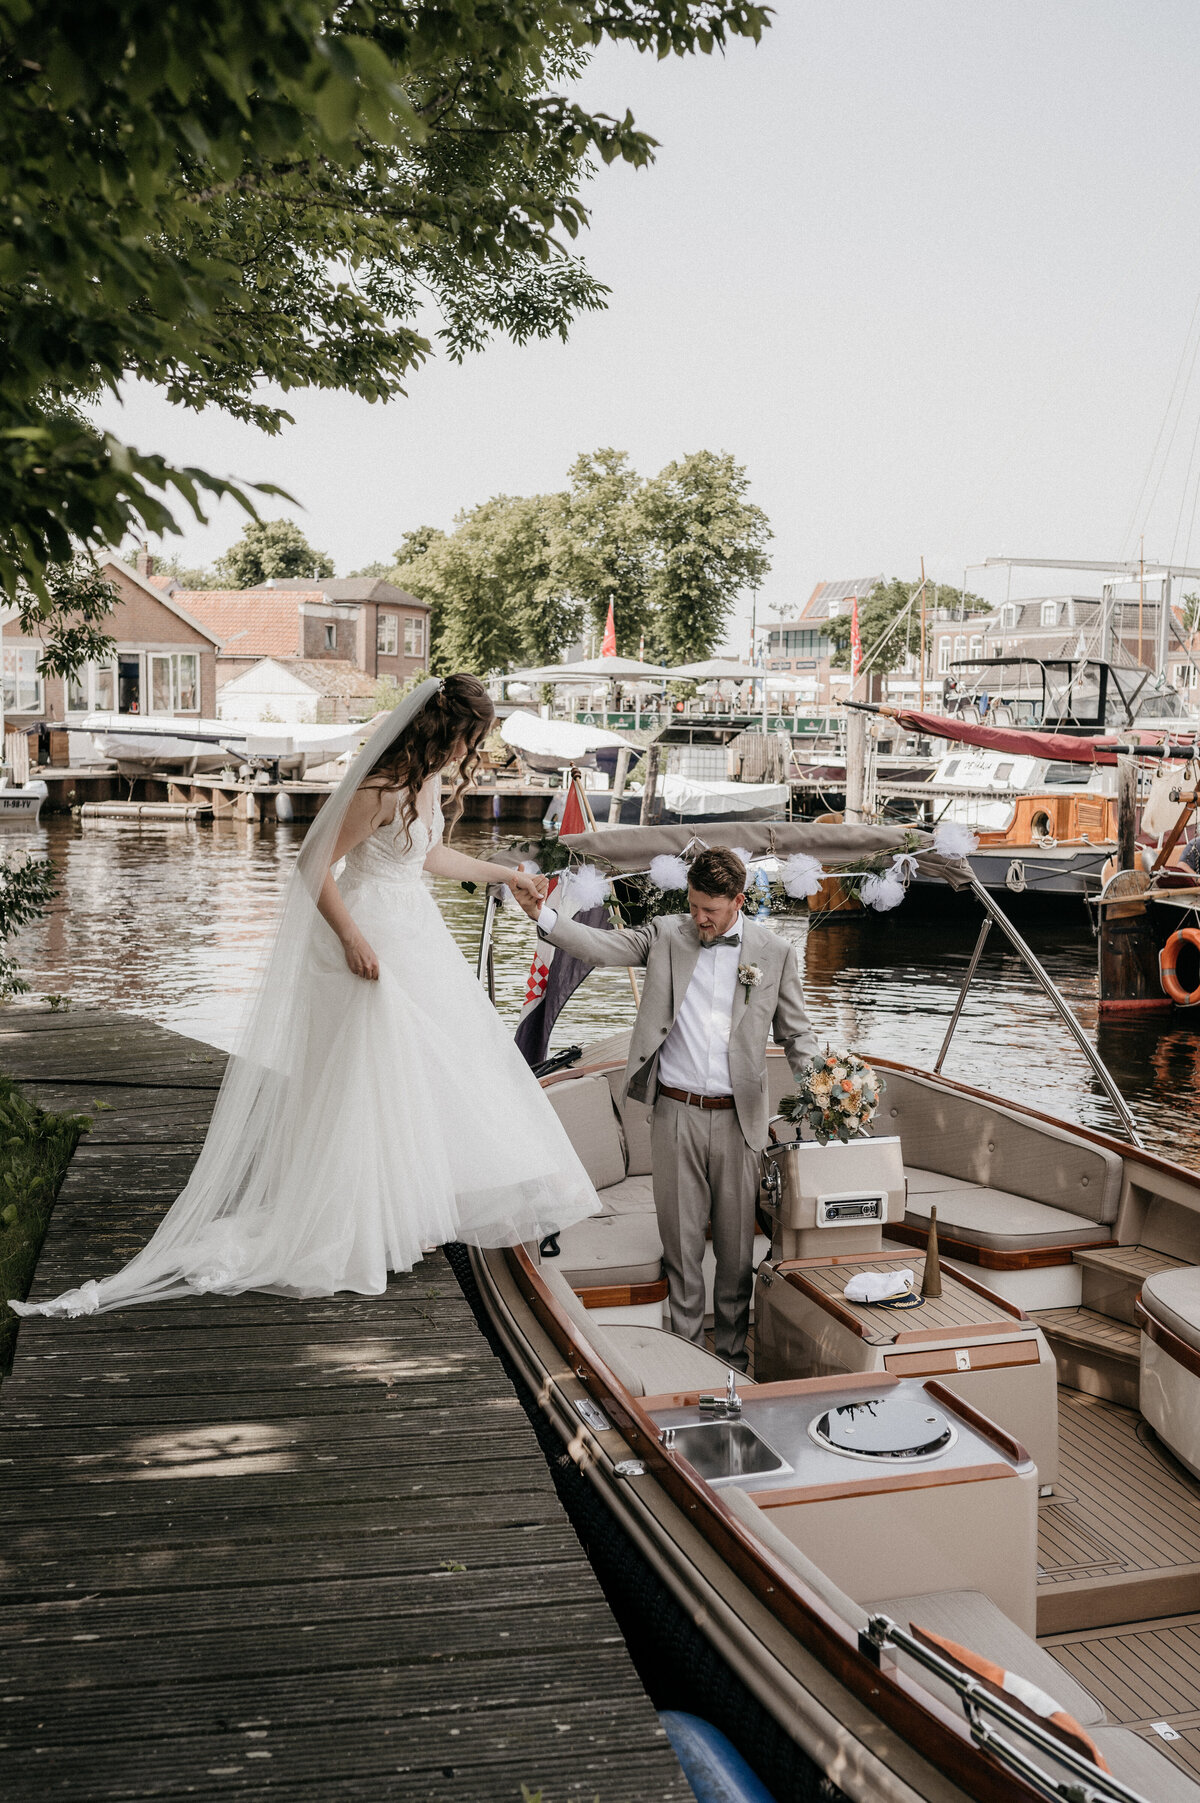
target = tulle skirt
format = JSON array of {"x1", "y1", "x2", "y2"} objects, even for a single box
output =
[{"x1": 12, "y1": 872, "x2": 599, "y2": 1315}]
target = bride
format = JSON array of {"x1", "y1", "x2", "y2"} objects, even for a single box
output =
[{"x1": 11, "y1": 674, "x2": 600, "y2": 1318}]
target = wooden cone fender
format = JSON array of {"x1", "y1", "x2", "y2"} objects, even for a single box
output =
[{"x1": 1159, "y1": 927, "x2": 1200, "y2": 1005}]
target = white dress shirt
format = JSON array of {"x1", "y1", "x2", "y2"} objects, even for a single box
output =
[{"x1": 539, "y1": 903, "x2": 743, "y2": 1098}]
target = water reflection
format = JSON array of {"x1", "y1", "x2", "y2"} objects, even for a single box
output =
[{"x1": 7, "y1": 816, "x2": 1198, "y2": 1168}]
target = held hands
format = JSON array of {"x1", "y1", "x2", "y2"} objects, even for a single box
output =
[
  {"x1": 509, "y1": 870, "x2": 548, "y2": 921},
  {"x1": 341, "y1": 932, "x2": 380, "y2": 981}
]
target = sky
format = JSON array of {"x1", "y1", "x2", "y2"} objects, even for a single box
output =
[{"x1": 94, "y1": 2, "x2": 1200, "y2": 655}]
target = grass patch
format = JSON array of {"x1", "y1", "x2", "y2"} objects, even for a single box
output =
[{"x1": 0, "y1": 1077, "x2": 88, "y2": 1378}]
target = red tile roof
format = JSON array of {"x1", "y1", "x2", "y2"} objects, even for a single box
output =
[{"x1": 172, "y1": 591, "x2": 320, "y2": 658}]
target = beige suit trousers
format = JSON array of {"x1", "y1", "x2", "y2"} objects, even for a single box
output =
[{"x1": 651, "y1": 1095, "x2": 759, "y2": 1370}]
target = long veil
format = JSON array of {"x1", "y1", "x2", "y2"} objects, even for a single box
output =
[{"x1": 12, "y1": 678, "x2": 449, "y2": 1317}]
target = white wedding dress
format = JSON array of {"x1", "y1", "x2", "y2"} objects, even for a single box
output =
[{"x1": 12, "y1": 777, "x2": 600, "y2": 1317}]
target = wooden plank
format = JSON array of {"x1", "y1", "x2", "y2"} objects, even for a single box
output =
[{"x1": 0, "y1": 1009, "x2": 683, "y2": 1802}]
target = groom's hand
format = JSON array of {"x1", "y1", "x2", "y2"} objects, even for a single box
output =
[{"x1": 510, "y1": 870, "x2": 548, "y2": 918}]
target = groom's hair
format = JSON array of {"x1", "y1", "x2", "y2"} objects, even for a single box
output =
[{"x1": 688, "y1": 847, "x2": 747, "y2": 899}]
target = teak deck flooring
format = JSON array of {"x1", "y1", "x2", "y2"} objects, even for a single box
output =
[
  {"x1": 797, "y1": 1253, "x2": 1014, "y2": 1343},
  {"x1": 1037, "y1": 1388, "x2": 1200, "y2": 1634},
  {"x1": 1044, "y1": 1613, "x2": 1200, "y2": 1784},
  {"x1": 0, "y1": 1009, "x2": 686, "y2": 1802}
]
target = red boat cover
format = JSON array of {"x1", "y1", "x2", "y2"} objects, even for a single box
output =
[{"x1": 884, "y1": 709, "x2": 1180, "y2": 766}]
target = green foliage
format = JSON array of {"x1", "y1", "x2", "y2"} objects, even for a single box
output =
[
  {"x1": 0, "y1": 2, "x2": 771, "y2": 603},
  {"x1": 12, "y1": 552, "x2": 117, "y2": 681},
  {"x1": 0, "y1": 857, "x2": 58, "y2": 998},
  {"x1": 1183, "y1": 592, "x2": 1200, "y2": 636},
  {"x1": 214, "y1": 519, "x2": 334, "y2": 588},
  {"x1": 0, "y1": 1077, "x2": 88, "y2": 1377},
  {"x1": 827, "y1": 579, "x2": 991, "y2": 675},
  {"x1": 395, "y1": 446, "x2": 771, "y2": 675}
]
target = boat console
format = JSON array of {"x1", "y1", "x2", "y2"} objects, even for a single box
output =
[{"x1": 647, "y1": 1372, "x2": 1039, "y2": 1633}]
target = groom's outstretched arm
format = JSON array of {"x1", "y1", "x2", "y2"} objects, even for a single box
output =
[
  {"x1": 773, "y1": 943, "x2": 820, "y2": 1078},
  {"x1": 533, "y1": 901, "x2": 655, "y2": 969}
]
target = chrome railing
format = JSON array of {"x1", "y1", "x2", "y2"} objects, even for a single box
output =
[{"x1": 861, "y1": 1614, "x2": 1150, "y2": 1803}]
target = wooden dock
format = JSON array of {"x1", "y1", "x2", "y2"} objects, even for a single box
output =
[{"x1": 0, "y1": 1008, "x2": 687, "y2": 1802}]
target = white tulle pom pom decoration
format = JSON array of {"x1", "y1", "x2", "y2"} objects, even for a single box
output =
[
  {"x1": 731, "y1": 847, "x2": 755, "y2": 876},
  {"x1": 648, "y1": 853, "x2": 690, "y2": 892},
  {"x1": 780, "y1": 853, "x2": 824, "y2": 900},
  {"x1": 566, "y1": 863, "x2": 611, "y2": 911},
  {"x1": 933, "y1": 821, "x2": 979, "y2": 858},
  {"x1": 860, "y1": 869, "x2": 907, "y2": 911}
]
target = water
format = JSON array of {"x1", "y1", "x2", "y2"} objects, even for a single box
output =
[{"x1": 7, "y1": 816, "x2": 1198, "y2": 1168}]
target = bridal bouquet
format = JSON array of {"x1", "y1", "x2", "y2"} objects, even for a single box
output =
[{"x1": 778, "y1": 1048, "x2": 883, "y2": 1145}]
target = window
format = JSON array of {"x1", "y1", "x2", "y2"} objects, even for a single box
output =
[
  {"x1": 826, "y1": 600, "x2": 842, "y2": 618},
  {"x1": 1001, "y1": 604, "x2": 1018, "y2": 630},
  {"x1": 147, "y1": 652, "x2": 200, "y2": 715},
  {"x1": 953, "y1": 635, "x2": 967, "y2": 658},
  {"x1": 323, "y1": 623, "x2": 336, "y2": 651},
  {"x1": 2, "y1": 645, "x2": 43, "y2": 713},
  {"x1": 377, "y1": 612, "x2": 398, "y2": 656},
  {"x1": 937, "y1": 639, "x2": 951, "y2": 674},
  {"x1": 1175, "y1": 664, "x2": 1199, "y2": 690},
  {"x1": 404, "y1": 615, "x2": 425, "y2": 658},
  {"x1": 1041, "y1": 602, "x2": 1058, "y2": 628}
]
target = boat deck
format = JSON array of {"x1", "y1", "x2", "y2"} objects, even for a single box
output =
[{"x1": 0, "y1": 1009, "x2": 686, "y2": 1801}]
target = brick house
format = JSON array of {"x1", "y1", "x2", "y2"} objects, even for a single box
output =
[
  {"x1": 214, "y1": 657, "x2": 379, "y2": 725},
  {"x1": 2, "y1": 555, "x2": 220, "y2": 727},
  {"x1": 764, "y1": 576, "x2": 883, "y2": 706}
]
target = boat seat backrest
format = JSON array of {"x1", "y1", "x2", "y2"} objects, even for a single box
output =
[
  {"x1": 605, "y1": 1071, "x2": 654, "y2": 1177},
  {"x1": 536, "y1": 1262, "x2": 647, "y2": 1397},
  {"x1": 879, "y1": 1070, "x2": 1121, "y2": 1226},
  {"x1": 544, "y1": 1074, "x2": 627, "y2": 1191}
]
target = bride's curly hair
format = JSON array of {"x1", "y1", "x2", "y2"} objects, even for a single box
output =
[{"x1": 364, "y1": 673, "x2": 494, "y2": 841}]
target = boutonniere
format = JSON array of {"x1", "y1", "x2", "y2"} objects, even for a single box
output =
[{"x1": 737, "y1": 962, "x2": 762, "y2": 1001}]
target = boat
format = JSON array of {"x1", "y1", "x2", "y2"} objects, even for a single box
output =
[
  {"x1": 466, "y1": 820, "x2": 1200, "y2": 1803},
  {"x1": 72, "y1": 713, "x2": 373, "y2": 779}
]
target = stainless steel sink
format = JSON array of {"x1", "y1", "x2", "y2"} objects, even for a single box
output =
[{"x1": 668, "y1": 1420, "x2": 790, "y2": 1485}]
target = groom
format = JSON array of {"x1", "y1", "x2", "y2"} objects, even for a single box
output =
[{"x1": 521, "y1": 848, "x2": 817, "y2": 1370}]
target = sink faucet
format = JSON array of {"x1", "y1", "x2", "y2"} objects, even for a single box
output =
[{"x1": 698, "y1": 1371, "x2": 742, "y2": 1418}]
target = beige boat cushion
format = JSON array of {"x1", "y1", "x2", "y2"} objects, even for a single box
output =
[
  {"x1": 904, "y1": 1188, "x2": 1112, "y2": 1251},
  {"x1": 872, "y1": 1591, "x2": 1104, "y2": 1728},
  {"x1": 536, "y1": 1263, "x2": 648, "y2": 1397},
  {"x1": 545, "y1": 1073, "x2": 627, "y2": 1191},
  {"x1": 720, "y1": 1483, "x2": 865, "y2": 1627},
  {"x1": 607, "y1": 1072, "x2": 655, "y2": 1177},
  {"x1": 879, "y1": 1068, "x2": 1122, "y2": 1225},
  {"x1": 552, "y1": 1213, "x2": 664, "y2": 1288},
  {"x1": 1140, "y1": 1266, "x2": 1200, "y2": 1355},
  {"x1": 1086, "y1": 1726, "x2": 1200, "y2": 1802},
  {"x1": 905, "y1": 1166, "x2": 980, "y2": 1196},
  {"x1": 595, "y1": 1174, "x2": 656, "y2": 1217},
  {"x1": 602, "y1": 1325, "x2": 754, "y2": 1396}
]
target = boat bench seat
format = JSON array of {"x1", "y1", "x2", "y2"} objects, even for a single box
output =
[
  {"x1": 721, "y1": 1488, "x2": 1200, "y2": 1800},
  {"x1": 1139, "y1": 1267, "x2": 1200, "y2": 1481},
  {"x1": 1141, "y1": 1266, "x2": 1200, "y2": 1354},
  {"x1": 549, "y1": 1213, "x2": 664, "y2": 1289},
  {"x1": 903, "y1": 1187, "x2": 1114, "y2": 1252},
  {"x1": 538, "y1": 1262, "x2": 749, "y2": 1397}
]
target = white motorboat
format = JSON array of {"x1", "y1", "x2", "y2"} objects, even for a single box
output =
[{"x1": 74, "y1": 714, "x2": 374, "y2": 778}]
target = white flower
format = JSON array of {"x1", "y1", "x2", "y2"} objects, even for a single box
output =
[
  {"x1": 781, "y1": 853, "x2": 824, "y2": 900},
  {"x1": 737, "y1": 961, "x2": 763, "y2": 999},
  {"x1": 648, "y1": 853, "x2": 690, "y2": 892}
]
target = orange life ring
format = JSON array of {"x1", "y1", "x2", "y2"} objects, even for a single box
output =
[{"x1": 1159, "y1": 928, "x2": 1200, "y2": 1006}]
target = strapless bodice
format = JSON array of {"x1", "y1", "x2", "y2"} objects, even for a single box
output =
[{"x1": 339, "y1": 793, "x2": 443, "y2": 890}]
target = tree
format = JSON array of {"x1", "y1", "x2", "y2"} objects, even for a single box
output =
[
  {"x1": 12, "y1": 555, "x2": 117, "y2": 683},
  {"x1": 213, "y1": 520, "x2": 334, "y2": 588},
  {"x1": 827, "y1": 578, "x2": 990, "y2": 674},
  {"x1": 551, "y1": 449, "x2": 654, "y2": 652},
  {"x1": 0, "y1": 3, "x2": 771, "y2": 604},
  {"x1": 396, "y1": 495, "x2": 577, "y2": 674},
  {"x1": 636, "y1": 451, "x2": 772, "y2": 662}
]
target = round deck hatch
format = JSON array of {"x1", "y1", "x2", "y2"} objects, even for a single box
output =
[{"x1": 809, "y1": 1397, "x2": 956, "y2": 1463}]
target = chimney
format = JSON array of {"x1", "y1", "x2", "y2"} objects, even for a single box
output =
[{"x1": 136, "y1": 542, "x2": 154, "y2": 579}]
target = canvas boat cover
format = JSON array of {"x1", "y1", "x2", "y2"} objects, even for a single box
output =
[{"x1": 559, "y1": 820, "x2": 972, "y2": 887}]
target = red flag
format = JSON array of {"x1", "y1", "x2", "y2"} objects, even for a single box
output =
[
  {"x1": 601, "y1": 600, "x2": 616, "y2": 658},
  {"x1": 850, "y1": 596, "x2": 862, "y2": 681}
]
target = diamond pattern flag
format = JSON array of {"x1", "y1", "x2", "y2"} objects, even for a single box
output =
[{"x1": 514, "y1": 778, "x2": 612, "y2": 1067}]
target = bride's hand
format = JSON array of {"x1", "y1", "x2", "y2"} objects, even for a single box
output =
[
  {"x1": 341, "y1": 933, "x2": 380, "y2": 980},
  {"x1": 509, "y1": 870, "x2": 548, "y2": 910}
]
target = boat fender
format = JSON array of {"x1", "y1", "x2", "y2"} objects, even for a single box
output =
[
  {"x1": 658, "y1": 1712, "x2": 778, "y2": 1803},
  {"x1": 1160, "y1": 928, "x2": 1200, "y2": 1007},
  {"x1": 1006, "y1": 859, "x2": 1026, "y2": 893}
]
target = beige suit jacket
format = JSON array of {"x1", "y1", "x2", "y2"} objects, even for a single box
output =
[{"x1": 538, "y1": 909, "x2": 818, "y2": 1151}]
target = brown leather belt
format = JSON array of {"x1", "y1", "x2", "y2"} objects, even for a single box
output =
[{"x1": 659, "y1": 1086, "x2": 735, "y2": 1111}]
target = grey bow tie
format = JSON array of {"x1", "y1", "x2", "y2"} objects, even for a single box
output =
[{"x1": 704, "y1": 933, "x2": 741, "y2": 949}]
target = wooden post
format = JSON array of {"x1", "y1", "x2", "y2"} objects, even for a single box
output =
[
  {"x1": 844, "y1": 709, "x2": 867, "y2": 824},
  {"x1": 922, "y1": 1205, "x2": 942, "y2": 1299},
  {"x1": 1117, "y1": 754, "x2": 1138, "y2": 873},
  {"x1": 607, "y1": 746, "x2": 631, "y2": 825},
  {"x1": 918, "y1": 557, "x2": 927, "y2": 712},
  {"x1": 639, "y1": 741, "x2": 662, "y2": 825}
]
